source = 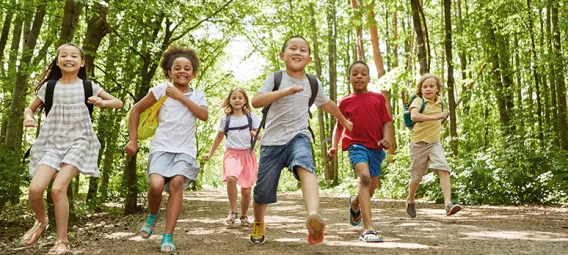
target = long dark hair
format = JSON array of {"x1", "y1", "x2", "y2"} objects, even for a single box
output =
[{"x1": 35, "y1": 43, "x2": 87, "y2": 93}]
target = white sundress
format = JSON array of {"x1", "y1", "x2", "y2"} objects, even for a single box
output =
[{"x1": 29, "y1": 80, "x2": 103, "y2": 177}]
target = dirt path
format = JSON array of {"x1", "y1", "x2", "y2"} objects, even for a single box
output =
[{"x1": 6, "y1": 189, "x2": 568, "y2": 254}]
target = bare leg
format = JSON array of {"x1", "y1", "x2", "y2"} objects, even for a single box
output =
[
  {"x1": 23, "y1": 165, "x2": 57, "y2": 246},
  {"x1": 164, "y1": 175, "x2": 185, "y2": 234},
  {"x1": 240, "y1": 187, "x2": 251, "y2": 216},
  {"x1": 51, "y1": 164, "x2": 78, "y2": 243},
  {"x1": 353, "y1": 163, "x2": 373, "y2": 230},
  {"x1": 296, "y1": 167, "x2": 319, "y2": 214},
  {"x1": 147, "y1": 174, "x2": 165, "y2": 215},
  {"x1": 407, "y1": 180, "x2": 421, "y2": 203},
  {"x1": 437, "y1": 171, "x2": 452, "y2": 206},
  {"x1": 226, "y1": 176, "x2": 238, "y2": 212}
]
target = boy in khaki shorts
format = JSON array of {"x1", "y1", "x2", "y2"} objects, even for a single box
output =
[{"x1": 405, "y1": 73, "x2": 463, "y2": 218}]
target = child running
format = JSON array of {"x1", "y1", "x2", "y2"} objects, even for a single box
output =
[
  {"x1": 405, "y1": 73, "x2": 463, "y2": 218},
  {"x1": 21, "y1": 43, "x2": 123, "y2": 254},
  {"x1": 250, "y1": 36, "x2": 352, "y2": 245},
  {"x1": 328, "y1": 61, "x2": 393, "y2": 242},
  {"x1": 125, "y1": 46, "x2": 208, "y2": 253},
  {"x1": 204, "y1": 87, "x2": 260, "y2": 228}
]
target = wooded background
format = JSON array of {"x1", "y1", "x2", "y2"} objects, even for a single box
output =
[{"x1": 0, "y1": 0, "x2": 566, "y2": 218}]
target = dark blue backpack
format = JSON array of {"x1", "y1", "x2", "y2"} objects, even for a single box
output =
[{"x1": 403, "y1": 95, "x2": 444, "y2": 128}]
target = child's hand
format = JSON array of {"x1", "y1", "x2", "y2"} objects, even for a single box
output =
[
  {"x1": 286, "y1": 84, "x2": 304, "y2": 95},
  {"x1": 204, "y1": 153, "x2": 212, "y2": 161},
  {"x1": 166, "y1": 86, "x2": 185, "y2": 101},
  {"x1": 124, "y1": 140, "x2": 138, "y2": 156},
  {"x1": 439, "y1": 112, "x2": 448, "y2": 120},
  {"x1": 250, "y1": 130, "x2": 261, "y2": 141},
  {"x1": 327, "y1": 147, "x2": 337, "y2": 159},
  {"x1": 342, "y1": 119, "x2": 353, "y2": 132},
  {"x1": 87, "y1": 96, "x2": 106, "y2": 107},
  {"x1": 377, "y1": 138, "x2": 390, "y2": 149},
  {"x1": 23, "y1": 118, "x2": 37, "y2": 128}
]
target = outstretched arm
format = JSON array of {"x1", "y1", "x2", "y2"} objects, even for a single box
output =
[
  {"x1": 88, "y1": 91, "x2": 123, "y2": 108},
  {"x1": 23, "y1": 97, "x2": 43, "y2": 128},
  {"x1": 321, "y1": 100, "x2": 352, "y2": 132},
  {"x1": 377, "y1": 121, "x2": 393, "y2": 149},
  {"x1": 327, "y1": 121, "x2": 345, "y2": 159},
  {"x1": 125, "y1": 93, "x2": 156, "y2": 155},
  {"x1": 410, "y1": 107, "x2": 446, "y2": 122},
  {"x1": 251, "y1": 84, "x2": 304, "y2": 108},
  {"x1": 205, "y1": 131, "x2": 225, "y2": 160}
]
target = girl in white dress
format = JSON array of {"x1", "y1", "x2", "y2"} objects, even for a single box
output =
[{"x1": 21, "y1": 43, "x2": 122, "y2": 254}]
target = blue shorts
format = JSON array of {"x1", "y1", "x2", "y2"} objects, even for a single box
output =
[
  {"x1": 253, "y1": 134, "x2": 316, "y2": 204},
  {"x1": 347, "y1": 144, "x2": 386, "y2": 177}
]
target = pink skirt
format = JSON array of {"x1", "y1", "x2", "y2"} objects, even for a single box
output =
[{"x1": 223, "y1": 148, "x2": 258, "y2": 188}]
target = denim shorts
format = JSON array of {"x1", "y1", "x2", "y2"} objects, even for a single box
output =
[
  {"x1": 253, "y1": 134, "x2": 316, "y2": 204},
  {"x1": 347, "y1": 144, "x2": 386, "y2": 177}
]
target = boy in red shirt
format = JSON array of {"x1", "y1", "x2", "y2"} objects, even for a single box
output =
[{"x1": 328, "y1": 61, "x2": 393, "y2": 242}]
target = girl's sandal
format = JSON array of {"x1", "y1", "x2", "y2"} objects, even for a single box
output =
[
  {"x1": 225, "y1": 212, "x2": 238, "y2": 226},
  {"x1": 160, "y1": 233, "x2": 177, "y2": 253},
  {"x1": 47, "y1": 240, "x2": 71, "y2": 255},
  {"x1": 19, "y1": 219, "x2": 49, "y2": 247},
  {"x1": 139, "y1": 213, "x2": 159, "y2": 238}
]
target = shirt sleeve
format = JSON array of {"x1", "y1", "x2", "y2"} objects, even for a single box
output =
[
  {"x1": 251, "y1": 113, "x2": 260, "y2": 129},
  {"x1": 37, "y1": 82, "x2": 47, "y2": 103},
  {"x1": 91, "y1": 81, "x2": 103, "y2": 96},
  {"x1": 149, "y1": 83, "x2": 168, "y2": 101},
  {"x1": 196, "y1": 89, "x2": 208, "y2": 108},
  {"x1": 409, "y1": 97, "x2": 424, "y2": 111},
  {"x1": 218, "y1": 117, "x2": 226, "y2": 132},
  {"x1": 258, "y1": 73, "x2": 275, "y2": 94},
  {"x1": 314, "y1": 78, "x2": 330, "y2": 107}
]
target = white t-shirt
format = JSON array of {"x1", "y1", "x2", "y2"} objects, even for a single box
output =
[
  {"x1": 217, "y1": 113, "x2": 260, "y2": 149},
  {"x1": 149, "y1": 83, "x2": 208, "y2": 158},
  {"x1": 257, "y1": 71, "x2": 329, "y2": 146}
]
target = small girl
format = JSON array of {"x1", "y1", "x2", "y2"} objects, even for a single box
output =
[
  {"x1": 205, "y1": 87, "x2": 260, "y2": 228},
  {"x1": 125, "y1": 46, "x2": 208, "y2": 253},
  {"x1": 21, "y1": 43, "x2": 123, "y2": 254},
  {"x1": 405, "y1": 73, "x2": 462, "y2": 218}
]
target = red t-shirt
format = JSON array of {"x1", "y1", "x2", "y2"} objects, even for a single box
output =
[{"x1": 338, "y1": 92, "x2": 392, "y2": 151}]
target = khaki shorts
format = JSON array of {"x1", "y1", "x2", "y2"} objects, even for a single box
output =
[{"x1": 409, "y1": 142, "x2": 450, "y2": 183}]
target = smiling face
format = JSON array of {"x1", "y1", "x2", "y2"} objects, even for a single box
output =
[
  {"x1": 168, "y1": 57, "x2": 195, "y2": 86},
  {"x1": 279, "y1": 37, "x2": 312, "y2": 72},
  {"x1": 420, "y1": 78, "x2": 439, "y2": 101},
  {"x1": 56, "y1": 45, "x2": 84, "y2": 74},
  {"x1": 348, "y1": 63, "x2": 370, "y2": 93},
  {"x1": 229, "y1": 90, "x2": 247, "y2": 111}
]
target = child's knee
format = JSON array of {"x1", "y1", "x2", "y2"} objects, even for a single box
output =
[
  {"x1": 168, "y1": 177, "x2": 185, "y2": 191},
  {"x1": 50, "y1": 185, "x2": 67, "y2": 199},
  {"x1": 358, "y1": 174, "x2": 372, "y2": 187},
  {"x1": 410, "y1": 175, "x2": 423, "y2": 184},
  {"x1": 226, "y1": 176, "x2": 237, "y2": 185}
]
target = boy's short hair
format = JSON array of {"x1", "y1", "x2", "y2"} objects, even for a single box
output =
[
  {"x1": 281, "y1": 36, "x2": 311, "y2": 55},
  {"x1": 348, "y1": 61, "x2": 370, "y2": 74},
  {"x1": 160, "y1": 46, "x2": 199, "y2": 78}
]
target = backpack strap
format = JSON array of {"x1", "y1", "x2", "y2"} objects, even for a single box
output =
[
  {"x1": 246, "y1": 112, "x2": 252, "y2": 132},
  {"x1": 44, "y1": 80, "x2": 57, "y2": 116},
  {"x1": 223, "y1": 113, "x2": 231, "y2": 137},
  {"x1": 306, "y1": 74, "x2": 318, "y2": 142},
  {"x1": 418, "y1": 96, "x2": 427, "y2": 114},
  {"x1": 250, "y1": 71, "x2": 283, "y2": 154},
  {"x1": 83, "y1": 80, "x2": 94, "y2": 116}
]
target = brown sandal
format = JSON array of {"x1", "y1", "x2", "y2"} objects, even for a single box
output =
[
  {"x1": 20, "y1": 219, "x2": 49, "y2": 247},
  {"x1": 47, "y1": 240, "x2": 71, "y2": 255}
]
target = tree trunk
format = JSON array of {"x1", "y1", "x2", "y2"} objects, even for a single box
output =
[
  {"x1": 526, "y1": 0, "x2": 544, "y2": 144},
  {"x1": 411, "y1": 0, "x2": 428, "y2": 74},
  {"x1": 0, "y1": 0, "x2": 15, "y2": 66},
  {"x1": 368, "y1": 6, "x2": 385, "y2": 78},
  {"x1": 350, "y1": 0, "x2": 364, "y2": 61},
  {"x1": 393, "y1": 8, "x2": 398, "y2": 67},
  {"x1": 83, "y1": 2, "x2": 110, "y2": 76},
  {"x1": 58, "y1": 0, "x2": 83, "y2": 45},
  {"x1": 550, "y1": 0, "x2": 567, "y2": 149},
  {"x1": 546, "y1": 0, "x2": 559, "y2": 144},
  {"x1": 124, "y1": 155, "x2": 138, "y2": 214},
  {"x1": 444, "y1": 0, "x2": 458, "y2": 156},
  {"x1": 309, "y1": 3, "x2": 331, "y2": 180},
  {"x1": 488, "y1": 26, "x2": 510, "y2": 129},
  {"x1": 328, "y1": 0, "x2": 339, "y2": 184},
  {"x1": 4, "y1": 0, "x2": 47, "y2": 151}
]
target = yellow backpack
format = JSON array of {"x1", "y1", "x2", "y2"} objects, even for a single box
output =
[{"x1": 132, "y1": 95, "x2": 168, "y2": 140}]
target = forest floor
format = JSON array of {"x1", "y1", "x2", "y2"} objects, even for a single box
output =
[{"x1": 2, "y1": 188, "x2": 568, "y2": 255}]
